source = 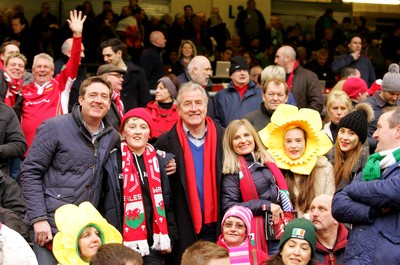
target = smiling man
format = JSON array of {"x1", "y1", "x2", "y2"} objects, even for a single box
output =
[
  {"x1": 21, "y1": 76, "x2": 120, "y2": 264},
  {"x1": 100, "y1": 38, "x2": 150, "y2": 112},
  {"x1": 332, "y1": 106, "x2": 400, "y2": 264},
  {"x1": 155, "y1": 81, "x2": 225, "y2": 264},
  {"x1": 21, "y1": 10, "x2": 85, "y2": 151},
  {"x1": 214, "y1": 55, "x2": 262, "y2": 127}
]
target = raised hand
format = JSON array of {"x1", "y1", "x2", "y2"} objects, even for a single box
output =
[{"x1": 67, "y1": 10, "x2": 86, "y2": 38}]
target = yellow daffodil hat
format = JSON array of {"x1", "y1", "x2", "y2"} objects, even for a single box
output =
[
  {"x1": 53, "y1": 202, "x2": 122, "y2": 265},
  {"x1": 259, "y1": 104, "x2": 332, "y2": 175}
]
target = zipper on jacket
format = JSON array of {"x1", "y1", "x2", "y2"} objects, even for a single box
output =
[{"x1": 329, "y1": 252, "x2": 334, "y2": 265}]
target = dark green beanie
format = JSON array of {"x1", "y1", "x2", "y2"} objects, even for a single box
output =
[{"x1": 279, "y1": 218, "x2": 317, "y2": 256}]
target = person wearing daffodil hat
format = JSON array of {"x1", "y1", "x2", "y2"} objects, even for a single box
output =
[
  {"x1": 259, "y1": 104, "x2": 335, "y2": 217},
  {"x1": 52, "y1": 202, "x2": 122, "y2": 265}
]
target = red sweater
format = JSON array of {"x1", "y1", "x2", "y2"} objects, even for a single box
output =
[{"x1": 21, "y1": 36, "x2": 81, "y2": 150}]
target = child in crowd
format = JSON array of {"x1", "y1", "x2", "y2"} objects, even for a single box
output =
[{"x1": 52, "y1": 202, "x2": 122, "y2": 265}]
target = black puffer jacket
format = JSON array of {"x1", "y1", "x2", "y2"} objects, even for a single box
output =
[{"x1": 221, "y1": 154, "x2": 279, "y2": 216}]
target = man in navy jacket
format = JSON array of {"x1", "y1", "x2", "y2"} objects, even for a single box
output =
[{"x1": 332, "y1": 106, "x2": 400, "y2": 264}]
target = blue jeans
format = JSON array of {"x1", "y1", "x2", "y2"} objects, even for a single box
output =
[{"x1": 31, "y1": 231, "x2": 58, "y2": 265}]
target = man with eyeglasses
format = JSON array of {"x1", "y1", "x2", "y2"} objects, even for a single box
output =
[
  {"x1": 244, "y1": 79, "x2": 288, "y2": 131},
  {"x1": 97, "y1": 64, "x2": 127, "y2": 130}
]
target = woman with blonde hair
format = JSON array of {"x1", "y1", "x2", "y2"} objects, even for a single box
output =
[
  {"x1": 221, "y1": 119, "x2": 291, "y2": 256},
  {"x1": 171, "y1": 40, "x2": 197, "y2": 75},
  {"x1": 259, "y1": 104, "x2": 334, "y2": 217},
  {"x1": 323, "y1": 90, "x2": 352, "y2": 163}
]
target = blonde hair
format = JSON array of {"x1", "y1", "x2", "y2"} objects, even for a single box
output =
[
  {"x1": 325, "y1": 90, "x2": 352, "y2": 123},
  {"x1": 222, "y1": 119, "x2": 267, "y2": 174},
  {"x1": 261, "y1": 65, "x2": 286, "y2": 87},
  {"x1": 4, "y1": 51, "x2": 26, "y2": 67}
]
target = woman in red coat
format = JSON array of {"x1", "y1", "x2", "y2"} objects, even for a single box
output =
[{"x1": 146, "y1": 74, "x2": 180, "y2": 138}]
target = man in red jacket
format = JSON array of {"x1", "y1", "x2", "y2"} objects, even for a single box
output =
[
  {"x1": 310, "y1": 194, "x2": 348, "y2": 265},
  {"x1": 21, "y1": 10, "x2": 85, "y2": 152}
]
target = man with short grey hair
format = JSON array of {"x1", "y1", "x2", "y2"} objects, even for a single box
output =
[{"x1": 155, "y1": 81, "x2": 224, "y2": 264}]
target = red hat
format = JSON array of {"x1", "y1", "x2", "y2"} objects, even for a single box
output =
[
  {"x1": 120, "y1": 108, "x2": 154, "y2": 138},
  {"x1": 343, "y1": 77, "x2": 368, "y2": 99}
]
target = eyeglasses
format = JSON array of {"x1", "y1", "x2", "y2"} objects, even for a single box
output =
[
  {"x1": 106, "y1": 73, "x2": 122, "y2": 77},
  {"x1": 223, "y1": 221, "x2": 246, "y2": 230}
]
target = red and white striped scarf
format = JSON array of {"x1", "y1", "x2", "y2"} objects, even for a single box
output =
[{"x1": 121, "y1": 141, "x2": 170, "y2": 256}]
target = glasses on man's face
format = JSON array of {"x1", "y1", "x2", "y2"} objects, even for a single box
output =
[
  {"x1": 223, "y1": 221, "x2": 246, "y2": 230},
  {"x1": 106, "y1": 73, "x2": 122, "y2": 78}
]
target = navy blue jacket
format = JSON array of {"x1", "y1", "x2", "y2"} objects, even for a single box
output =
[
  {"x1": 213, "y1": 80, "x2": 262, "y2": 127},
  {"x1": 221, "y1": 154, "x2": 279, "y2": 216},
  {"x1": 332, "y1": 162, "x2": 400, "y2": 264},
  {"x1": 21, "y1": 105, "x2": 120, "y2": 234},
  {"x1": 331, "y1": 54, "x2": 376, "y2": 87}
]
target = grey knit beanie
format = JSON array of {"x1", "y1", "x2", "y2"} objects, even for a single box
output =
[{"x1": 382, "y1": 63, "x2": 400, "y2": 92}]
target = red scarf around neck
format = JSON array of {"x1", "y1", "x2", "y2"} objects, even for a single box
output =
[
  {"x1": 286, "y1": 60, "x2": 299, "y2": 91},
  {"x1": 176, "y1": 117, "x2": 218, "y2": 234},
  {"x1": 238, "y1": 156, "x2": 268, "y2": 254},
  {"x1": 121, "y1": 141, "x2": 170, "y2": 256},
  {"x1": 3, "y1": 71, "x2": 22, "y2": 107},
  {"x1": 234, "y1": 83, "x2": 249, "y2": 99},
  {"x1": 112, "y1": 91, "x2": 125, "y2": 119}
]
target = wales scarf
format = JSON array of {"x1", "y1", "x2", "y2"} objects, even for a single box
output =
[
  {"x1": 362, "y1": 147, "x2": 400, "y2": 181},
  {"x1": 121, "y1": 141, "x2": 170, "y2": 256},
  {"x1": 176, "y1": 117, "x2": 218, "y2": 234},
  {"x1": 3, "y1": 71, "x2": 22, "y2": 107},
  {"x1": 112, "y1": 91, "x2": 124, "y2": 119}
]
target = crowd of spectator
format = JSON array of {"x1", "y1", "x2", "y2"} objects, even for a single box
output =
[{"x1": 0, "y1": 0, "x2": 400, "y2": 264}]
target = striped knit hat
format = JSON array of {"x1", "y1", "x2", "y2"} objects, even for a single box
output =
[{"x1": 222, "y1": 206, "x2": 253, "y2": 236}]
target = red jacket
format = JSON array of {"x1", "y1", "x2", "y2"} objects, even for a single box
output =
[
  {"x1": 314, "y1": 223, "x2": 348, "y2": 265},
  {"x1": 145, "y1": 101, "x2": 179, "y2": 138},
  {"x1": 21, "y1": 36, "x2": 81, "y2": 150}
]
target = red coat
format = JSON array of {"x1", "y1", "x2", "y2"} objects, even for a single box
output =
[
  {"x1": 145, "y1": 101, "x2": 179, "y2": 138},
  {"x1": 314, "y1": 223, "x2": 348, "y2": 265}
]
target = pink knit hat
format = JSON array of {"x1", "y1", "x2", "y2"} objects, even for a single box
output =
[{"x1": 222, "y1": 206, "x2": 253, "y2": 236}]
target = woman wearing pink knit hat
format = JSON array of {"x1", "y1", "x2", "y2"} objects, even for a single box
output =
[{"x1": 217, "y1": 205, "x2": 268, "y2": 265}]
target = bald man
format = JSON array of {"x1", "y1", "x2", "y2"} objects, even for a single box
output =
[
  {"x1": 310, "y1": 194, "x2": 348, "y2": 265},
  {"x1": 54, "y1": 38, "x2": 86, "y2": 111},
  {"x1": 275, "y1": 45, "x2": 324, "y2": 112},
  {"x1": 139, "y1": 30, "x2": 166, "y2": 89},
  {"x1": 176, "y1": 55, "x2": 215, "y2": 118}
]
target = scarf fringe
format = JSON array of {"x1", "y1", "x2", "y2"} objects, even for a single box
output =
[
  {"x1": 124, "y1": 240, "x2": 150, "y2": 256},
  {"x1": 151, "y1": 233, "x2": 171, "y2": 251}
]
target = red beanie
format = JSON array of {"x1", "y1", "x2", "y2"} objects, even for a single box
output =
[
  {"x1": 120, "y1": 108, "x2": 154, "y2": 138},
  {"x1": 343, "y1": 77, "x2": 368, "y2": 99}
]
